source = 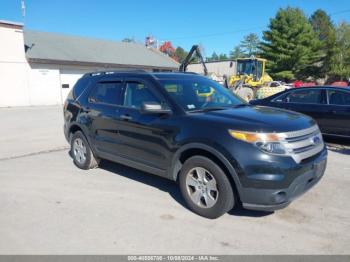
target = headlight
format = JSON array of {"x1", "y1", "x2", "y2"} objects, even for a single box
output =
[{"x1": 228, "y1": 130, "x2": 287, "y2": 155}]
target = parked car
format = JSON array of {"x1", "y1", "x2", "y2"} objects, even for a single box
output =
[
  {"x1": 64, "y1": 71, "x2": 327, "y2": 219},
  {"x1": 293, "y1": 81, "x2": 317, "y2": 88},
  {"x1": 330, "y1": 81, "x2": 349, "y2": 87},
  {"x1": 250, "y1": 86, "x2": 350, "y2": 138},
  {"x1": 256, "y1": 81, "x2": 290, "y2": 99}
]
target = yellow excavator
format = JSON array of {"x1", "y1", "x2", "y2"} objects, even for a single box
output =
[{"x1": 229, "y1": 57, "x2": 273, "y2": 101}]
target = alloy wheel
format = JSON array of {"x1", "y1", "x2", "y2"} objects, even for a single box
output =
[{"x1": 185, "y1": 167, "x2": 219, "y2": 208}]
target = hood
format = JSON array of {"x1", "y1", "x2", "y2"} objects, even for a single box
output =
[{"x1": 192, "y1": 105, "x2": 316, "y2": 133}]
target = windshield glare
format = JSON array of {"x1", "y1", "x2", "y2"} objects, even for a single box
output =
[{"x1": 159, "y1": 77, "x2": 245, "y2": 111}]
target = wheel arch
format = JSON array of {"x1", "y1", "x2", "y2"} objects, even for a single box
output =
[
  {"x1": 170, "y1": 143, "x2": 243, "y2": 198},
  {"x1": 67, "y1": 122, "x2": 93, "y2": 147}
]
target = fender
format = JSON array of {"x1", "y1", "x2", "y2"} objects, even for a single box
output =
[
  {"x1": 67, "y1": 121, "x2": 97, "y2": 153},
  {"x1": 170, "y1": 142, "x2": 243, "y2": 195}
]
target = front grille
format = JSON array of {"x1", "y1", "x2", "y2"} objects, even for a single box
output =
[{"x1": 279, "y1": 125, "x2": 324, "y2": 164}]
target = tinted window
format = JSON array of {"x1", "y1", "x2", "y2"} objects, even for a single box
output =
[
  {"x1": 123, "y1": 81, "x2": 160, "y2": 108},
  {"x1": 270, "y1": 82, "x2": 279, "y2": 87},
  {"x1": 73, "y1": 77, "x2": 92, "y2": 99},
  {"x1": 328, "y1": 90, "x2": 350, "y2": 105},
  {"x1": 89, "y1": 81, "x2": 123, "y2": 105},
  {"x1": 285, "y1": 89, "x2": 322, "y2": 104}
]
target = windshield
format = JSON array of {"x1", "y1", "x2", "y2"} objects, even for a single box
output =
[
  {"x1": 159, "y1": 77, "x2": 245, "y2": 112},
  {"x1": 237, "y1": 60, "x2": 255, "y2": 75}
]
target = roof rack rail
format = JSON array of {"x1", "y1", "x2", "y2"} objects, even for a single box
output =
[{"x1": 82, "y1": 69, "x2": 149, "y2": 78}]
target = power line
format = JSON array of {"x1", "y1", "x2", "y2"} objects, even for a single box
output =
[
  {"x1": 329, "y1": 9, "x2": 350, "y2": 16},
  {"x1": 161, "y1": 8, "x2": 350, "y2": 41},
  {"x1": 161, "y1": 26, "x2": 265, "y2": 41}
]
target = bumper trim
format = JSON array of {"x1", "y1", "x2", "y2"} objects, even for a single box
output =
[
  {"x1": 242, "y1": 201, "x2": 290, "y2": 212},
  {"x1": 239, "y1": 148, "x2": 327, "y2": 211}
]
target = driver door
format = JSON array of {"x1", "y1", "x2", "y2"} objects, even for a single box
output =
[{"x1": 116, "y1": 78, "x2": 174, "y2": 174}]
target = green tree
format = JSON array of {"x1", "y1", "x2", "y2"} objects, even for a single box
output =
[
  {"x1": 218, "y1": 53, "x2": 228, "y2": 61},
  {"x1": 207, "y1": 52, "x2": 219, "y2": 62},
  {"x1": 240, "y1": 33, "x2": 260, "y2": 56},
  {"x1": 260, "y1": 7, "x2": 321, "y2": 80},
  {"x1": 330, "y1": 22, "x2": 350, "y2": 80},
  {"x1": 309, "y1": 9, "x2": 336, "y2": 79},
  {"x1": 230, "y1": 46, "x2": 245, "y2": 59},
  {"x1": 174, "y1": 46, "x2": 188, "y2": 63}
]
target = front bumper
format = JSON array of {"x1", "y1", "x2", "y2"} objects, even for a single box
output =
[{"x1": 239, "y1": 148, "x2": 327, "y2": 211}]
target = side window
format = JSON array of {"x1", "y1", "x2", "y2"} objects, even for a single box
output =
[
  {"x1": 123, "y1": 81, "x2": 160, "y2": 109},
  {"x1": 328, "y1": 90, "x2": 350, "y2": 105},
  {"x1": 89, "y1": 81, "x2": 123, "y2": 105},
  {"x1": 285, "y1": 89, "x2": 322, "y2": 104},
  {"x1": 270, "y1": 82, "x2": 278, "y2": 87}
]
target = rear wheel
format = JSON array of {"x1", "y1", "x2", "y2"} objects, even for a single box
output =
[
  {"x1": 179, "y1": 156, "x2": 235, "y2": 219},
  {"x1": 71, "y1": 131, "x2": 99, "y2": 170}
]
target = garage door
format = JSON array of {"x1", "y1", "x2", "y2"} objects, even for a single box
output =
[{"x1": 59, "y1": 70, "x2": 86, "y2": 103}]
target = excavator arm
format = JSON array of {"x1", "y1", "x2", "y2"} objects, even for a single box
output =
[{"x1": 179, "y1": 45, "x2": 208, "y2": 76}]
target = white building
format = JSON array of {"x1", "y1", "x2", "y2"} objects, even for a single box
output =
[
  {"x1": 187, "y1": 60, "x2": 237, "y2": 77},
  {"x1": 0, "y1": 20, "x2": 179, "y2": 107}
]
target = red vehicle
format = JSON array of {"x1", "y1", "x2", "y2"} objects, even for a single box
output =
[
  {"x1": 330, "y1": 81, "x2": 348, "y2": 87},
  {"x1": 293, "y1": 81, "x2": 316, "y2": 88}
]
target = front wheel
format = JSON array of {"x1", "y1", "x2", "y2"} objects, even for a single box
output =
[{"x1": 179, "y1": 156, "x2": 235, "y2": 219}]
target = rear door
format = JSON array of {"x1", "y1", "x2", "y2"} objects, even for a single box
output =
[
  {"x1": 325, "y1": 89, "x2": 350, "y2": 136},
  {"x1": 85, "y1": 78, "x2": 125, "y2": 155}
]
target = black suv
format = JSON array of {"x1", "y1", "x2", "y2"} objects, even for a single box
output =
[{"x1": 64, "y1": 71, "x2": 327, "y2": 219}]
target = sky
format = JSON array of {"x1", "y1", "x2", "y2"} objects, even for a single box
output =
[{"x1": 1, "y1": 0, "x2": 350, "y2": 56}]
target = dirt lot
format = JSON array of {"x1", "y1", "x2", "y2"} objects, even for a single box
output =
[{"x1": 0, "y1": 106, "x2": 349, "y2": 254}]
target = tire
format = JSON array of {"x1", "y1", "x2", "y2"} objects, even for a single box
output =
[
  {"x1": 179, "y1": 156, "x2": 235, "y2": 219},
  {"x1": 70, "y1": 131, "x2": 99, "y2": 170},
  {"x1": 236, "y1": 87, "x2": 254, "y2": 102}
]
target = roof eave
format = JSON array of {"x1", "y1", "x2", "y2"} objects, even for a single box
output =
[{"x1": 27, "y1": 58, "x2": 178, "y2": 70}]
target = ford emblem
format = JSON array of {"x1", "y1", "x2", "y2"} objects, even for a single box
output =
[{"x1": 311, "y1": 136, "x2": 321, "y2": 145}]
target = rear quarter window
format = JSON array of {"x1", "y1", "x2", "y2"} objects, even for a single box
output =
[
  {"x1": 72, "y1": 77, "x2": 92, "y2": 99},
  {"x1": 328, "y1": 90, "x2": 350, "y2": 105}
]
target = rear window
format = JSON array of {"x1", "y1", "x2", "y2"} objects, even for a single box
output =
[{"x1": 89, "y1": 81, "x2": 123, "y2": 105}]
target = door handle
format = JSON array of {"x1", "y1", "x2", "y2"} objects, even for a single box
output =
[{"x1": 121, "y1": 114, "x2": 132, "y2": 121}]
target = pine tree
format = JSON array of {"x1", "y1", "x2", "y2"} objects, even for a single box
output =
[
  {"x1": 330, "y1": 22, "x2": 350, "y2": 81},
  {"x1": 174, "y1": 46, "x2": 188, "y2": 63},
  {"x1": 218, "y1": 53, "x2": 228, "y2": 61},
  {"x1": 230, "y1": 46, "x2": 245, "y2": 59},
  {"x1": 309, "y1": 9, "x2": 336, "y2": 79},
  {"x1": 260, "y1": 7, "x2": 321, "y2": 80},
  {"x1": 240, "y1": 33, "x2": 259, "y2": 56}
]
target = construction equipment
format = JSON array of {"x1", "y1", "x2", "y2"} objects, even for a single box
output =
[
  {"x1": 229, "y1": 57, "x2": 273, "y2": 101},
  {"x1": 179, "y1": 45, "x2": 208, "y2": 76}
]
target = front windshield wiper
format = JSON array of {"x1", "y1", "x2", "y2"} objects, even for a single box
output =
[
  {"x1": 188, "y1": 107, "x2": 228, "y2": 113},
  {"x1": 231, "y1": 103, "x2": 249, "y2": 108},
  {"x1": 188, "y1": 104, "x2": 249, "y2": 113}
]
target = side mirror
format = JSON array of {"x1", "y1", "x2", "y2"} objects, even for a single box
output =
[{"x1": 141, "y1": 102, "x2": 171, "y2": 115}]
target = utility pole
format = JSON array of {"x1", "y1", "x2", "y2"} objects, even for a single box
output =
[{"x1": 21, "y1": 0, "x2": 26, "y2": 25}]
